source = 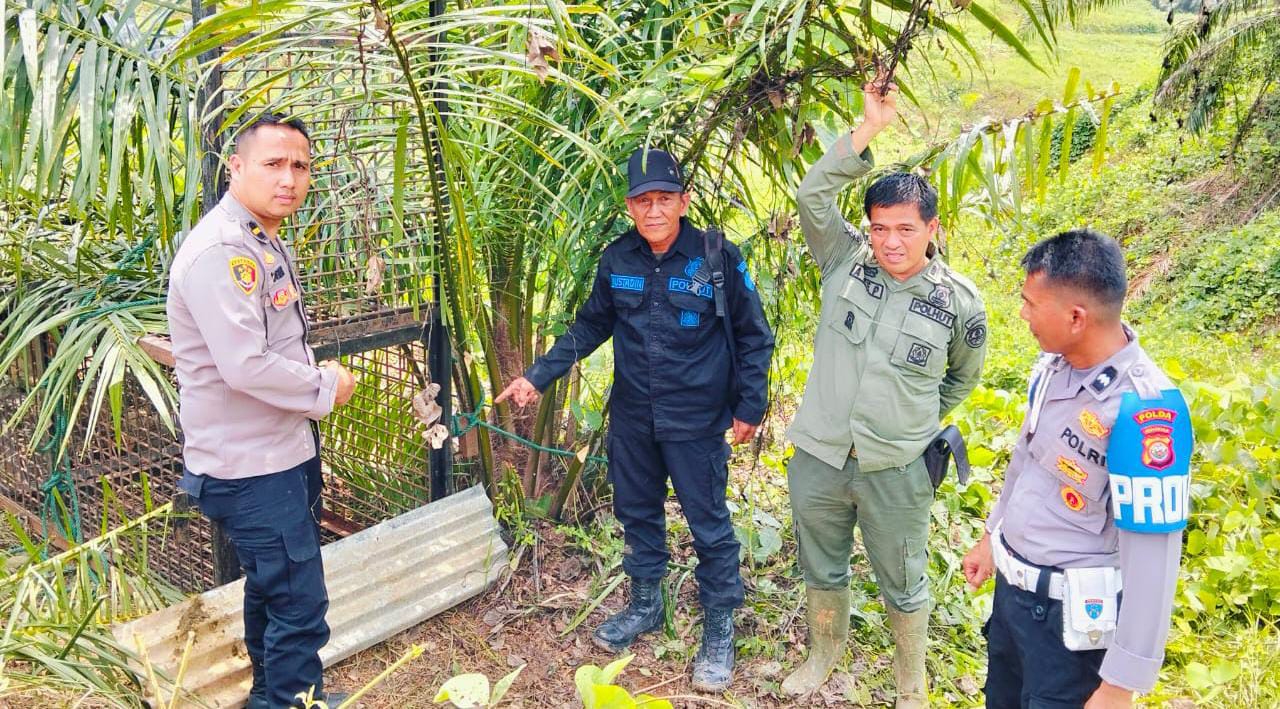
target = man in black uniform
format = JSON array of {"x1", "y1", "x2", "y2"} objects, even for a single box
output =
[{"x1": 497, "y1": 148, "x2": 775, "y2": 692}]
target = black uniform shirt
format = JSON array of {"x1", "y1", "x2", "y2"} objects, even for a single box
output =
[{"x1": 525, "y1": 219, "x2": 775, "y2": 441}]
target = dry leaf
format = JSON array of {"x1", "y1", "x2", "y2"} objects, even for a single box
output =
[
  {"x1": 767, "y1": 88, "x2": 785, "y2": 109},
  {"x1": 724, "y1": 12, "x2": 745, "y2": 32},
  {"x1": 791, "y1": 122, "x2": 816, "y2": 157},
  {"x1": 525, "y1": 27, "x2": 560, "y2": 83},
  {"x1": 372, "y1": 5, "x2": 390, "y2": 34},
  {"x1": 412, "y1": 384, "x2": 442, "y2": 426},
  {"x1": 424, "y1": 423, "x2": 449, "y2": 449},
  {"x1": 364, "y1": 253, "x2": 385, "y2": 296},
  {"x1": 767, "y1": 212, "x2": 794, "y2": 240}
]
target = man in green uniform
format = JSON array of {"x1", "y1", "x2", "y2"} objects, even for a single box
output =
[{"x1": 781, "y1": 82, "x2": 989, "y2": 706}]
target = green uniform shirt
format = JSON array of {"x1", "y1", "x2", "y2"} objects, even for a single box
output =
[{"x1": 787, "y1": 133, "x2": 989, "y2": 472}]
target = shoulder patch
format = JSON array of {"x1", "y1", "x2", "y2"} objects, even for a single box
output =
[
  {"x1": 964, "y1": 312, "x2": 987, "y2": 349},
  {"x1": 1089, "y1": 366, "x2": 1119, "y2": 394},
  {"x1": 736, "y1": 259, "x2": 757, "y2": 291},
  {"x1": 228, "y1": 256, "x2": 260, "y2": 295},
  {"x1": 1106, "y1": 389, "x2": 1193, "y2": 533}
]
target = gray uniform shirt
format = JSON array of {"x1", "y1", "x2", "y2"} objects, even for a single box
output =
[
  {"x1": 986, "y1": 327, "x2": 1184, "y2": 692},
  {"x1": 167, "y1": 193, "x2": 338, "y2": 479}
]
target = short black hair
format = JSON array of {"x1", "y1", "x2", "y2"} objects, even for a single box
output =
[
  {"x1": 234, "y1": 112, "x2": 310, "y2": 153},
  {"x1": 864, "y1": 172, "x2": 938, "y2": 222},
  {"x1": 1021, "y1": 228, "x2": 1127, "y2": 315}
]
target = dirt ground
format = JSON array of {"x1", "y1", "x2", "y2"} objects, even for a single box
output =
[{"x1": 327, "y1": 520, "x2": 896, "y2": 709}]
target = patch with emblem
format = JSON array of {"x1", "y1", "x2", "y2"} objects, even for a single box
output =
[
  {"x1": 1108, "y1": 390, "x2": 1193, "y2": 533},
  {"x1": 684, "y1": 256, "x2": 704, "y2": 278},
  {"x1": 906, "y1": 342, "x2": 932, "y2": 367},
  {"x1": 1057, "y1": 456, "x2": 1089, "y2": 484},
  {"x1": 844, "y1": 311, "x2": 855, "y2": 330},
  {"x1": 908, "y1": 298, "x2": 956, "y2": 328},
  {"x1": 272, "y1": 287, "x2": 291, "y2": 309},
  {"x1": 228, "y1": 256, "x2": 259, "y2": 295},
  {"x1": 1061, "y1": 486, "x2": 1086, "y2": 512},
  {"x1": 928, "y1": 283, "x2": 952, "y2": 308},
  {"x1": 736, "y1": 260, "x2": 756, "y2": 291},
  {"x1": 1084, "y1": 598, "x2": 1104, "y2": 620},
  {"x1": 262, "y1": 251, "x2": 276, "y2": 265},
  {"x1": 1090, "y1": 366, "x2": 1118, "y2": 393},
  {"x1": 964, "y1": 313, "x2": 987, "y2": 349},
  {"x1": 679, "y1": 310, "x2": 700, "y2": 328},
  {"x1": 1140, "y1": 424, "x2": 1175, "y2": 470},
  {"x1": 1079, "y1": 410, "x2": 1109, "y2": 439}
]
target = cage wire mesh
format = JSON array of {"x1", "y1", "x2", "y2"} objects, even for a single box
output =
[
  {"x1": 211, "y1": 38, "x2": 459, "y2": 526},
  {"x1": 217, "y1": 46, "x2": 442, "y2": 337},
  {"x1": 0, "y1": 23, "x2": 467, "y2": 593},
  {"x1": 64, "y1": 378, "x2": 213, "y2": 594}
]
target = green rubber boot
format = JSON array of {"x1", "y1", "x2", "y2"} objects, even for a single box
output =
[
  {"x1": 885, "y1": 603, "x2": 929, "y2": 708},
  {"x1": 781, "y1": 587, "x2": 850, "y2": 696}
]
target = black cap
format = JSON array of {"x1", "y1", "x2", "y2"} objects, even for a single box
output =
[{"x1": 627, "y1": 147, "x2": 684, "y2": 197}]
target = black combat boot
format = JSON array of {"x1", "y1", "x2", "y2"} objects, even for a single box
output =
[
  {"x1": 289, "y1": 689, "x2": 352, "y2": 708},
  {"x1": 691, "y1": 606, "x2": 735, "y2": 692},
  {"x1": 592, "y1": 577, "x2": 664, "y2": 652},
  {"x1": 246, "y1": 656, "x2": 269, "y2": 709}
]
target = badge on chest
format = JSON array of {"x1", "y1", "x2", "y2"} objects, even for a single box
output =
[{"x1": 270, "y1": 284, "x2": 299, "y2": 310}]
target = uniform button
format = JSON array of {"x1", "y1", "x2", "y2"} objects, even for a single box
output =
[
  {"x1": 654, "y1": 267, "x2": 660, "y2": 273},
  {"x1": 1132, "y1": 365, "x2": 1146, "y2": 376}
]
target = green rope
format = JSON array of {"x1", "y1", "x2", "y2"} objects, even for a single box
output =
[
  {"x1": 33, "y1": 233, "x2": 158, "y2": 549},
  {"x1": 36, "y1": 404, "x2": 82, "y2": 544},
  {"x1": 451, "y1": 401, "x2": 609, "y2": 466}
]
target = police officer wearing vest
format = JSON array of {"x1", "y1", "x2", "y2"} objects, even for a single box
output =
[
  {"x1": 963, "y1": 229, "x2": 1192, "y2": 708},
  {"x1": 496, "y1": 148, "x2": 775, "y2": 691},
  {"x1": 168, "y1": 114, "x2": 356, "y2": 708},
  {"x1": 781, "y1": 82, "x2": 989, "y2": 705}
]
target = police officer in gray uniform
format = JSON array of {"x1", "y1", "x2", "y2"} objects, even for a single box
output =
[
  {"x1": 963, "y1": 229, "x2": 1192, "y2": 708},
  {"x1": 168, "y1": 114, "x2": 356, "y2": 708}
]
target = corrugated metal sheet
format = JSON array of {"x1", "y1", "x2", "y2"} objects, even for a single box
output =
[{"x1": 113, "y1": 484, "x2": 507, "y2": 707}]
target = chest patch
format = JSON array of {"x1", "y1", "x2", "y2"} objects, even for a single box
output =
[
  {"x1": 906, "y1": 342, "x2": 932, "y2": 367},
  {"x1": 668, "y1": 277, "x2": 713, "y2": 299},
  {"x1": 1061, "y1": 486, "x2": 1086, "y2": 512},
  {"x1": 850, "y1": 263, "x2": 884, "y2": 299},
  {"x1": 679, "y1": 310, "x2": 700, "y2": 328},
  {"x1": 610, "y1": 274, "x2": 645, "y2": 292},
  {"x1": 1079, "y1": 410, "x2": 1109, "y2": 438},
  {"x1": 928, "y1": 283, "x2": 952, "y2": 308},
  {"x1": 271, "y1": 266, "x2": 286, "y2": 281},
  {"x1": 1056, "y1": 456, "x2": 1090, "y2": 484},
  {"x1": 908, "y1": 298, "x2": 956, "y2": 328},
  {"x1": 844, "y1": 311, "x2": 855, "y2": 330}
]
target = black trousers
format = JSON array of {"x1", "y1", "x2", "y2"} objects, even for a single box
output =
[
  {"x1": 985, "y1": 571, "x2": 1106, "y2": 708},
  {"x1": 182, "y1": 458, "x2": 330, "y2": 707},
  {"x1": 607, "y1": 429, "x2": 743, "y2": 609}
]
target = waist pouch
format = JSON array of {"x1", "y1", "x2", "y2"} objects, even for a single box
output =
[{"x1": 1062, "y1": 566, "x2": 1122, "y2": 651}]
